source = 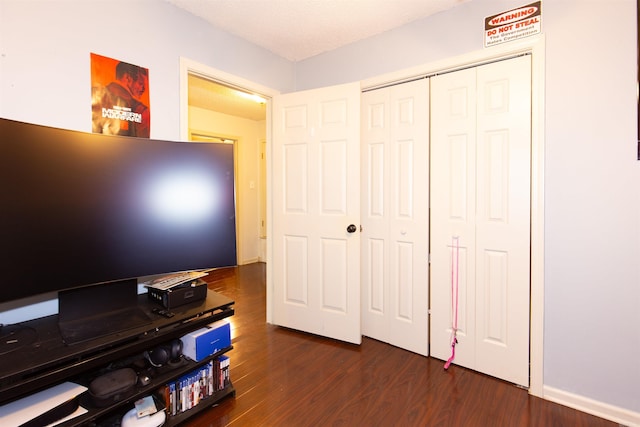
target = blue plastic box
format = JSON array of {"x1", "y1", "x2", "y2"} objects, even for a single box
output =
[{"x1": 181, "y1": 320, "x2": 231, "y2": 362}]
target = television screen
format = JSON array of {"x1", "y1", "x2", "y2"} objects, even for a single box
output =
[{"x1": 0, "y1": 118, "x2": 237, "y2": 305}]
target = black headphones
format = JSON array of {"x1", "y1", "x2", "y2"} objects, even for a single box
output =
[{"x1": 145, "y1": 339, "x2": 183, "y2": 367}]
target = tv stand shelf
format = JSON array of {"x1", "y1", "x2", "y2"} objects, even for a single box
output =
[{"x1": 0, "y1": 291, "x2": 234, "y2": 426}]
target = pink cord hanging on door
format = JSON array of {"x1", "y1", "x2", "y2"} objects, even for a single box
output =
[{"x1": 444, "y1": 236, "x2": 459, "y2": 370}]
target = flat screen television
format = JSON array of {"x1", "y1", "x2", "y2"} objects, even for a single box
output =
[{"x1": 0, "y1": 118, "x2": 237, "y2": 345}]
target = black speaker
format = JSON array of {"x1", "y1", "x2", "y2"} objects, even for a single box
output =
[{"x1": 145, "y1": 339, "x2": 183, "y2": 367}]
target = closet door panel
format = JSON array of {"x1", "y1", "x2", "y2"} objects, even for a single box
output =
[
  {"x1": 361, "y1": 79, "x2": 429, "y2": 356},
  {"x1": 475, "y1": 56, "x2": 531, "y2": 387},
  {"x1": 361, "y1": 89, "x2": 391, "y2": 338},
  {"x1": 430, "y1": 67, "x2": 477, "y2": 367}
]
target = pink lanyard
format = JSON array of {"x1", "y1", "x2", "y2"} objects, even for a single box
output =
[{"x1": 444, "y1": 236, "x2": 459, "y2": 370}]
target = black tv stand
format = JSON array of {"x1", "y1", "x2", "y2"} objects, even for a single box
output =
[
  {"x1": 0, "y1": 324, "x2": 37, "y2": 355},
  {"x1": 0, "y1": 290, "x2": 235, "y2": 426},
  {"x1": 58, "y1": 279, "x2": 151, "y2": 346}
]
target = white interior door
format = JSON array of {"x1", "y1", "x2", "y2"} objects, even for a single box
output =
[
  {"x1": 361, "y1": 79, "x2": 430, "y2": 355},
  {"x1": 272, "y1": 82, "x2": 361, "y2": 344},
  {"x1": 430, "y1": 55, "x2": 531, "y2": 386}
]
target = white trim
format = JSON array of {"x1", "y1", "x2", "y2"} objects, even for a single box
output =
[
  {"x1": 544, "y1": 386, "x2": 640, "y2": 427},
  {"x1": 528, "y1": 36, "x2": 546, "y2": 399},
  {"x1": 361, "y1": 36, "x2": 542, "y2": 90},
  {"x1": 361, "y1": 35, "x2": 545, "y2": 397},
  {"x1": 239, "y1": 257, "x2": 261, "y2": 265}
]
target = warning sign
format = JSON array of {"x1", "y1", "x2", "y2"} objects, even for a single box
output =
[{"x1": 484, "y1": 1, "x2": 541, "y2": 48}]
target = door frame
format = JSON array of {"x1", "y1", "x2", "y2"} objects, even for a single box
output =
[
  {"x1": 178, "y1": 57, "x2": 280, "y2": 318},
  {"x1": 361, "y1": 35, "x2": 545, "y2": 397}
]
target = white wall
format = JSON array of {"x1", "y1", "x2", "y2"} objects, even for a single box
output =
[
  {"x1": 0, "y1": 0, "x2": 293, "y2": 138},
  {"x1": 294, "y1": 0, "x2": 640, "y2": 419},
  {"x1": 189, "y1": 106, "x2": 265, "y2": 265}
]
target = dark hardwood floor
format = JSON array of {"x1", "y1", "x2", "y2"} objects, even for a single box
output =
[{"x1": 187, "y1": 263, "x2": 616, "y2": 427}]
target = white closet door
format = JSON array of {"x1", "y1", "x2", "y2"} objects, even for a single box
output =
[
  {"x1": 430, "y1": 55, "x2": 531, "y2": 386},
  {"x1": 430, "y1": 67, "x2": 478, "y2": 369},
  {"x1": 475, "y1": 56, "x2": 531, "y2": 386},
  {"x1": 272, "y1": 82, "x2": 362, "y2": 344},
  {"x1": 361, "y1": 79, "x2": 430, "y2": 355}
]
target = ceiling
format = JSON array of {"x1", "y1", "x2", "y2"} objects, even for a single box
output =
[
  {"x1": 178, "y1": 0, "x2": 469, "y2": 120},
  {"x1": 188, "y1": 74, "x2": 268, "y2": 121},
  {"x1": 168, "y1": 0, "x2": 468, "y2": 62}
]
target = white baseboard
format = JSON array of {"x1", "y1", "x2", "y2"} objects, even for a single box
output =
[
  {"x1": 239, "y1": 257, "x2": 260, "y2": 265},
  {"x1": 543, "y1": 385, "x2": 640, "y2": 427}
]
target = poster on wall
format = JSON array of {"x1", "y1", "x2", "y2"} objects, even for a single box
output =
[
  {"x1": 484, "y1": 2, "x2": 541, "y2": 48},
  {"x1": 90, "y1": 53, "x2": 150, "y2": 138}
]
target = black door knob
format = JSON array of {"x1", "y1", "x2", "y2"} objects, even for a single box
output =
[{"x1": 347, "y1": 224, "x2": 357, "y2": 233}]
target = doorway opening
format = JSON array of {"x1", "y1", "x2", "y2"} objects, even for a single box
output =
[
  {"x1": 181, "y1": 63, "x2": 272, "y2": 266},
  {"x1": 189, "y1": 132, "x2": 240, "y2": 263}
]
